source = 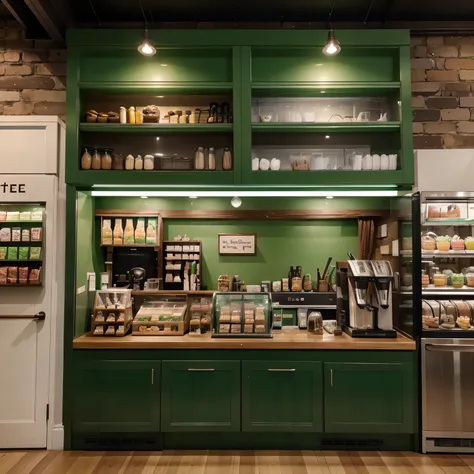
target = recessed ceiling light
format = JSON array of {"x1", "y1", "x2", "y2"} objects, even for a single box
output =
[
  {"x1": 156, "y1": 137, "x2": 160, "y2": 141},
  {"x1": 138, "y1": 29, "x2": 156, "y2": 56},
  {"x1": 157, "y1": 96, "x2": 164, "y2": 98},
  {"x1": 189, "y1": 196, "x2": 198, "y2": 199},
  {"x1": 325, "y1": 135, "x2": 330, "y2": 139},
  {"x1": 231, "y1": 196, "x2": 242, "y2": 208},
  {"x1": 326, "y1": 196, "x2": 334, "y2": 199},
  {"x1": 160, "y1": 64, "x2": 168, "y2": 67},
  {"x1": 141, "y1": 196, "x2": 148, "y2": 199},
  {"x1": 322, "y1": 30, "x2": 341, "y2": 56}
]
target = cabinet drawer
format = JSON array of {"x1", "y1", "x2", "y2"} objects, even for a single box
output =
[
  {"x1": 324, "y1": 362, "x2": 414, "y2": 433},
  {"x1": 161, "y1": 360, "x2": 240, "y2": 432},
  {"x1": 242, "y1": 361, "x2": 323, "y2": 432},
  {"x1": 72, "y1": 360, "x2": 161, "y2": 433}
]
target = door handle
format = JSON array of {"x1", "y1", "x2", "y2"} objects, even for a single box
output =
[
  {"x1": 188, "y1": 368, "x2": 215, "y2": 372},
  {"x1": 330, "y1": 369, "x2": 334, "y2": 387},
  {"x1": 0, "y1": 311, "x2": 45, "y2": 320},
  {"x1": 151, "y1": 368, "x2": 154, "y2": 385},
  {"x1": 267, "y1": 368, "x2": 296, "y2": 372},
  {"x1": 426, "y1": 343, "x2": 474, "y2": 353}
]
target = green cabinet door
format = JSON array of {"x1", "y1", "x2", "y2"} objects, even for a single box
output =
[
  {"x1": 324, "y1": 362, "x2": 414, "y2": 434},
  {"x1": 242, "y1": 361, "x2": 323, "y2": 432},
  {"x1": 72, "y1": 360, "x2": 160, "y2": 433},
  {"x1": 161, "y1": 360, "x2": 240, "y2": 432}
]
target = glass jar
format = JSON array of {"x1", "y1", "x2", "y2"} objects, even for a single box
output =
[
  {"x1": 81, "y1": 148, "x2": 92, "y2": 170},
  {"x1": 112, "y1": 153, "x2": 123, "y2": 170},
  {"x1": 91, "y1": 148, "x2": 101, "y2": 170},
  {"x1": 101, "y1": 148, "x2": 112, "y2": 170},
  {"x1": 453, "y1": 300, "x2": 472, "y2": 329},
  {"x1": 307, "y1": 311, "x2": 323, "y2": 334},
  {"x1": 422, "y1": 300, "x2": 437, "y2": 329},
  {"x1": 439, "y1": 301, "x2": 457, "y2": 329}
]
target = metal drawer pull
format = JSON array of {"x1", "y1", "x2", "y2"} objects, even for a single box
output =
[
  {"x1": 330, "y1": 369, "x2": 334, "y2": 387},
  {"x1": 426, "y1": 343, "x2": 474, "y2": 353},
  {"x1": 0, "y1": 311, "x2": 45, "y2": 320},
  {"x1": 151, "y1": 368, "x2": 154, "y2": 385},
  {"x1": 268, "y1": 368, "x2": 296, "y2": 372},
  {"x1": 188, "y1": 368, "x2": 215, "y2": 372}
]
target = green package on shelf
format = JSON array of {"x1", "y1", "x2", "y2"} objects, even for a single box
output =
[
  {"x1": 18, "y1": 247, "x2": 29, "y2": 260},
  {"x1": 7, "y1": 247, "x2": 17, "y2": 260},
  {"x1": 0, "y1": 247, "x2": 6, "y2": 259},
  {"x1": 30, "y1": 247, "x2": 41, "y2": 260}
]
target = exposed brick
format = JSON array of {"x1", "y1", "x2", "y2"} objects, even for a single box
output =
[
  {"x1": 3, "y1": 39, "x2": 34, "y2": 50},
  {"x1": 443, "y1": 134, "x2": 474, "y2": 148},
  {"x1": 460, "y1": 97, "x2": 474, "y2": 107},
  {"x1": 434, "y1": 59, "x2": 446, "y2": 70},
  {"x1": 426, "y1": 70, "x2": 459, "y2": 81},
  {"x1": 412, "y1": 122, "x2": 424, "y2": 134},
  {"x1": 0, "y1": 76, "x2": 55, "y2": 90},
  {"x1": 412, "y1": 82, "x2": 440, "y2": 95},
  {"x1": 22, "y1": 51, "x2": 47, "y2": 62},
  {"x1": 441, "y1": 83, "x2": 471, "y2": 97},
  {"x1": 426, "y1": 97, "x2": 458, "y2": 109},
  {"x1": 412, "y1": 96, "x2": 426, "y2": 108},
  {"x1": 35, "y1": 63, "x2": 67, "y2": 76},
  {"x1": 413, "y1": 135, "x2": 443, "y2": 149},
  {"x1": 411, "y1": 36, "x2": 426, "y2": 46},
  {"x1": 445, "y1": 59, "x2": 474, "y2": 69},
  {"x1": 33, "y1": 39, "x2": 64, "y2": 50},
  {"x1": 52, "y1": 76, "x2": 66, "y2": 90},
  {"x1": 445, "y1": 36, "x2": 474, "y2": 45},
  {"x1": 5, "y1": 27, "x2": 20, "y2": 40},
  {"x1": 411, "y1": 69, "x2": 425, "y2": 82},
  {"x1": 457, "y1": 122, "x2": 474, "y2": 133},
  {"x1": 460, "y1": 45, "x2": 474, "y2": 57},
  {"x1": 411, "y1": 58, "x2": 434, "y2": 69},
  {"x1": 460, "y1": 70, "x2": 474, "y2": 81},
  {"x1": 413, "y1": 109, "x2": 440, "y2": 122},
  {"x1": 4, "y1": 65, "x2": 32, "y2": 76},
  {"x1": 33, "y1": 101, "x2": 66, "y2": 117},
  {"x1": 3, "y1": 101, "x2": 34, "y2": 115},
  {"x1": 48, "y1": 50, "x2": 67, "y2": 62},
  {"x1": 471, "y1": 110, "x2": 474, "y2": 121},
  {"x1": 3, "y1": 51, "x2": 20, "y2": 62},
  {"x1": 413, "y1": 46, "x2": 428, "y2": 58},
  {"x1": 0, "y1": 91, "x2": 20, "y2": 101},
  {"x1": 427, "y1": 36, "x2": 444, "y2": 47},
  {"x1": 428, "y1": 46, "x2": 458, "y2": 58},
  {"x1": 21, "y1": 90, "x2": 65, "y2": 102},
  {"x1": 0, "y1": 104, "x2": 4, "y2": 114},
  {"x1": 424, "y1": 122, "x2": 456, "y2": 134},
  {"x1": 441, "y1": 108, "x2": 470, "y2": 120},
  {"x1": 0, "y1": 65, "x2": 5, "y2": 76}
]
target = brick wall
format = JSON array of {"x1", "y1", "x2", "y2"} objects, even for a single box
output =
[
  {"x1": 412, "y1": 35, "x2": 474, "y2": 149},
  {"x1": 0, "y1": 21, "x2": 66, "y2": 121}
]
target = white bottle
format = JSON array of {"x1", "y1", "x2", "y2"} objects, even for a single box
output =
[
  {"x1": 135, "y1": 155, "x2": 143, "y2": 170},
  {"x1": 119, "y1": 106, "x2": 127, "y2": 124},
  {"x1": 208, "y1": 147, "x2": 216, "y2": 170},
  {"x1": 125, "y1": 154, "x2": 135, "y2": 170}
]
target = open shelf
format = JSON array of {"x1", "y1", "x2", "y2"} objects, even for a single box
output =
[
  {"x1": 422, "y1": 219, "x2": 474, "y2": 227},
  {"x1": 402, "y1": 250, "x2": 474, "y2": 258},
  {"x1": 252, "y1": 122, "x2": 401, "y2": 133},
  {"x1": 0, "y1": 259, "x2": 42, "y2": 263},
  {"x1": 80, "y1": 123, "x2": 233, "y2": 134}
]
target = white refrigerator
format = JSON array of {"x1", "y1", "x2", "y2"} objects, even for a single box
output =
[{"x1": 0, "y1": 116, "x2": 65, "y2": 449}]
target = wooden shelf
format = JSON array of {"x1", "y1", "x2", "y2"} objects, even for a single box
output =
[
  {"x1": 0, "y1": 259, "x2": 42, "y2": 263},
  {"x1": 80, "y1": 123, "x2": 233, "y2": 134},
  {"x1": 252, "y1": 122, "x2": 401, "y2": 133},
  {"x1": 100, "y1": 244, "x2": 158, "y2": 248},
  {"x1": 0, "y1": 283, "x2": 42, "y2": 287},
  {"x1": 79, "y1": 81, "x2": 233, "y2": 93}
]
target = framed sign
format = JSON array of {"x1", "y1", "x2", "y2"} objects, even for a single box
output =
[{"x1": 218, "y1": 233, "x2": 257, "y2": 255}]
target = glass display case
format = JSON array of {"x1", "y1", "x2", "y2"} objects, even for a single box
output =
[
  {"x1": 212, "y1": 292, "x2": 272, "y2": 338},
  {"x1": 0, "y1": 204, "x2": 44, "y2": 286},
  {"x1": 132, "y1": 298, "x2": 187, "y2": 335},
  {"x1": 92, "y1": 289, "x2": 133, "y2": 336},
  {"x1": 188, "y1": 294, "x2": 213, "y2": 335}
]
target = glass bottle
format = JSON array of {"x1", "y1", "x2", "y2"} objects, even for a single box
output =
[
  {"x1": 81, "y1": 148, "x2": 92, "y2": 170},
  {"x1": 113, "y1": 219, "x2": 123, "y2": 246},
  {"x1": 134, "y1": 155, "x2": 143, "y2": 170},
  {"x1": 222, "y1": 147, "x2": 232, "y2": 170},
  {"x1": 124, "y1": 218, "x2": 135, "y2": 245},
  {"x1": 194, "y1": 147, "x2": 205, "y2": 170},
  {"x1": 208, "y1": 148, "x2": 216, "y2": 170},
  {"x1": 101, "y1": 148, "x2": 112, "y2": 170},
  {"x1": 91, "y1": 148, "x2": 101, "y2": 170}
]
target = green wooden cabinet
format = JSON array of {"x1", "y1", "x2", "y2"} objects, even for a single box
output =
[
  {"x1": 72, "y1": 360, "x2": 160, "y2": 433},
  {"x1": 161, "y1": 360, "x2": 240, "y2": 432},
  {"x1": 324, "y1": 362, "x2": 414, "y2": 434},
  {"x1": 242, "y1": 361, "x2": 323, "y2": 432}
]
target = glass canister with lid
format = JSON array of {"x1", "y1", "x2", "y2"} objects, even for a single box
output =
[
  {"x1": 439, "y1": 300, "x2": 457, "y2": 329},
  {"x1": 422, "y1": 300, "x2": 439, "y2": 329},
  {"x1": 307, "y1": 312, "x2": 323, "y2": 335},
  {"x1": 452, "y1": 300, "x2": 472, "y2": 329}
]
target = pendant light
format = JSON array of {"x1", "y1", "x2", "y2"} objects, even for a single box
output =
[
  {"x1": 322, "y1": 30, "x2": 341, "y2": 56},
  {"x1": 138, "y1": 28, "x2": 156, "y2": 56}
]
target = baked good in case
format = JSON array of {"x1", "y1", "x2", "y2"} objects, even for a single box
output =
[
  {"x1": 143, "y1": 105, "x2": 160, "y2": 123},
  {"x1": 428, "y1": 205, "x2": 441, "y2": 219},
  {"x1": 436, "y1": 235, "x2": 451, "y2": 251},
  {"x1": 448, "y1": 204, "x2": 461, "y2": 218},
  {"x1": 451, "y1": 235, "x2": 465, "y2": 250},
  {"x1": 421, "y1": 234, "x2": 436, "y2": 251},
  {"x1": 466, "y1": 237, "x2": 474, "y2": 250}
]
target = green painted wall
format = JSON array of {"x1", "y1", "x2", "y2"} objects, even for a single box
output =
[{"x1": 164, "y1": 219, "x2": 357, "y2": 289}]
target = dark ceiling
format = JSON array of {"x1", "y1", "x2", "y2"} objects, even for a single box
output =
[{"x1": 3, "y1": 0, "x2": 474, "y2": 42}]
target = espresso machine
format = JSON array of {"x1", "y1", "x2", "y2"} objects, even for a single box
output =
[{"x1": 342, "y1": 260, "x2": 397, "y2": 338}]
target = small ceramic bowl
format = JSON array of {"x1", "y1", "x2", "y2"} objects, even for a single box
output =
[{"x1": 260, "y1": 115, "x2": 272, "y2": 122}]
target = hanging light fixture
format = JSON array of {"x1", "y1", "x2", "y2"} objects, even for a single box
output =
[
  {"x1": 322, "y1": 0, "x2": 341, "y2": 56},
  {"x1": 138, "y1": 27, "x2": 156, "y2": 56},
  {"x1": 322, "y1": 29, "x2": 341, "y2": 56}
]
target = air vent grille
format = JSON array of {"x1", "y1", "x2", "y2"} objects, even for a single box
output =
[
  {"x1": 82, "y1": 435, "x2": 161, "y2": 451},
  {"x1": 322, "y1": 438, "x2": 384, "y2": 449},
  {"x1": 434, "y1": 438, "x2": 474, "y2": 448}
]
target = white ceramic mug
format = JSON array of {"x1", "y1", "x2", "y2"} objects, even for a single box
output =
[{"x1": 372, "y1": 154, "x2": 381, "y2": 170}]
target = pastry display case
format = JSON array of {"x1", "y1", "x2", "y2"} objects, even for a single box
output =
[
  {"x1": 132, "y1": 294, "x2": 188, "y2": 335},
  {"x1": 91, "y1": 289, "x2": 133, "y2": 336},
  {"x1": 212, "y1": 292, "x2": 272, "y2": 338},
  {"x1": 188, "y1": 294, "x2": 213, "y2": 335}
]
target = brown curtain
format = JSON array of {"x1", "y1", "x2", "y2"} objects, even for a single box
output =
[{"x1": 358, "y1": 218, "x2": 375, "y2": 260}]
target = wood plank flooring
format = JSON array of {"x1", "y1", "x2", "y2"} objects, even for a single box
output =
[{"x1": 0, "y1": 451, "x2": 473, "y2": 474}]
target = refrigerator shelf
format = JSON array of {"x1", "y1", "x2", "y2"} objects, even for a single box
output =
[{"x1": 401, "y1": 250, "x2": 474, "y2": 258}]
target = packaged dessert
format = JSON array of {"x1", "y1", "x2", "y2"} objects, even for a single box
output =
[
  {"x1": 453, "y1": 300, "x2": 472, "y2": 329},
  {"x1": 421, "y1": 233, "x2": 436, "y2": 251},
  {"x1": 105, "y1": 326, "x2": 115, "y2": 336},
  {"x1": 0, "y1": 212, "x2": 6, "y2": 221},
  {"x1": 124, "y1": 219, "x2": 135, "y2": 245},
  {"x1": 466, "y1": 237, "x2": 474, "y2": 251},
  {"x1": 231, "y1": 315, "x2": 241, "y2": 323},
  {"x1": 18, "y1": 247, "x2": 29, "y2": 260},
  {"x1": 433, "y1": 273, "x2": 447, "y2": 287},
  {"x1": 22, "y1": 229, "x2": 30, "y2": 242},
  {"x1": 421, "y1": 270, "x2": 430, "y2": 288},
  {"x1": 95, "y1": 311, "x2": 105, "y2": 322},
  {"x1": 231, "y1": 324, "x2": 241, "y2": 333},
  {"x1": 448, "y1": 204, "x2": 461, "y2": 218},
  {"x1": 6, "y1": 211, "x2": 19, "y2": 221},
  {"x1": 31, "y1": 210, "x2": 42, "y2": 221},
  {"x1": 30, "y1": 247, "x2": 41, "y2": 260},
  {"x1": 0, "y1": 267, "x2": 6, "y2": 284},
  {"x1": 436, "y1": 235, "x2": 451, "y2": 252},
  {"x1": 11, "y1": 228, "x2": 20, "y2": 242},
  {"x1": 101, "y1": 219, "x2": 112, "y2": 246},
  {"x1": 18, "y1": 267, "x2": 28, "y2": 284},
  {"x1": 0, "y1": 247, "x2": 5, "y2": 260},
  {"x1": 451, "y1": 273, "x2": 465, "y2": 289},
  {"x1": 255, "y1": 324, "x2": 266, "y2": 333},
  {"x1": 244, "y1": 324, "x2": 254, "y2": 333},
  {"x1": 422, "y1": 301, "x2": 438, "y2": 329},
  {"x1": 94, "y1": 326, "x2": 104, "y2": 335},
  {"x1": 113, "y1": 219, "x2": 123, "y2": 245},
  {"x1": 219, "y1": 323, "x2": 230, "y2": 333},
  {"x1": 31, "y1": 228, "x2": 42, "y2": 241},
  {"x1": 427, "y1": 205, "x2": 441, "y2": 219},
  {"x1": 146, "y1": 219, "x2": 157, "y2": 245},
  {"x1": 7, "y1": 266, "x2": 18, "y2": 283},
  {"x1": 451, "y1": 235, "x2": 465, "y2": 251},
  {"x1": 439, "y1": 301, "x2": 457, "y2": 329},
  {"x1": 19, "y1": 211, "x2": 31, "y2": 221},
  {"x1": 135, "y1": 219, "x2": 146, "y2": 244},
  {"x1": 0, "y1": 228, "x2": 11, "y2": 242},
  {"x1": 7, "y1": 247, "x2": 17, "y2": 260},
  {"x1": 29, "y1": 268, "x2": 41, "y2": 284}
]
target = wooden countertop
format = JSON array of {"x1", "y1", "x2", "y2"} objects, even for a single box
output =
[{"x1": 73, "y1": 327, "x2": 416, "y2": 350}]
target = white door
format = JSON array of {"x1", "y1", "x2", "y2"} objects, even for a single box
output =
[{"x1": 0, "y1": 175, "x2": 57, "y2": 448}]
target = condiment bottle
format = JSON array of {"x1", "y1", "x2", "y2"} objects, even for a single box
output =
[
  {"x1": 303, "y1": 273, "x2": 312, "y2": 292},
  {"x1": 101, "y1": 149, "x2": 112, "y2": 170},
  {"x1": 135, "y1": 109, "x2": 143, "y2": 124},
  {"x1": 288, "y1": 266, "x2": 294, "y2": 291},
  {"x1": 113, "y1": 219, "x2": 123, "y2": 245},
  {"x1": 81, "y1": 148, "x2": 92, "y2": 170},
  {"x1": 91, "y1": 148, "x2": 101, "y2": 170},
  {"x1": 125, "y1": 154, "x2": 135, "y2": 170},
  {"x1": 144, "y1": 155, "x2": 154, "y2": 170},
  {"x1": 135, "y1": 155, "x2": 143, "y2": 170},
  {"x1": 112, "y1": 153, "x2": 124, "y2": 170},
  {"x1": 223, "y1": 147, "x2": 232, "y2": 170},
  {"x1": 128, "y1": 106, "x2": 136, "y2": 124},
  {"x1": 208, "y1": 147, "x2": 216, "y2": 170},
  {"x1": 119, "y1": 106, "x2": 127, "y2": 124},
  {"x1": 194, "y1": 147, "x2": 205, "y2": 170}
]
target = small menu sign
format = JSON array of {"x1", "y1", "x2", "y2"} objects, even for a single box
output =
[{"x1": 218, "y1": 233, "x2": 256, "y2": 255}]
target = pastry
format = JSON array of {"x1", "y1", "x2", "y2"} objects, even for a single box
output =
[
  {"x1": 428, "y1": 205, "x2": 441, "y2": 219},
  {"x1": 97, "y1": 112, "x2": 108, "y2": 123},
  {"x1": 86, "y1": 109, "x2": 98, "y2": 123},
  {"x1": 451, "y1": 274, "x2": 465, "y2": 288},
  {"x1": 451, "y1": 235, "x2": 465, "y2": 251},
  {"x1": 422, "y1": 315, "x2": 439, "y2": 329},
  {"x1": 143, "y1": 105, "x2": 160, "y2": 123},
  {"x1": 422, "y1": 234, "x2": 436, "y2": 251},
  {"x1": 433, "y1": 273, "x2": 447, "y2": 287},
  {"x1": 466, "y1": 237, "x2": 474, "y2": 250},
  {"x1": 466, "y1": 273, "x2": 474, "y2": 287},
  {"x1": 457, "y1": 316, "x2": 471, "y2": 329},
  {"x1": 436, "y1": 235, "x2": 451, "y2": 252},
  {"x1": 448, "y1": 204, "x2": 461, "y2": 219},
  {"x1": 107, "y1": 111, "x2": 120, "y2": 123}
]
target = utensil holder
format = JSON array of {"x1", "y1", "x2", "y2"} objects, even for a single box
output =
[{"x1": 318, "y1": 280, "x2": 329, "y2": 292}]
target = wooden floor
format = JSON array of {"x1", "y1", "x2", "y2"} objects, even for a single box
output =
[{"x1": 1, "y1": 450, "x2": 474, "y2": 474}]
